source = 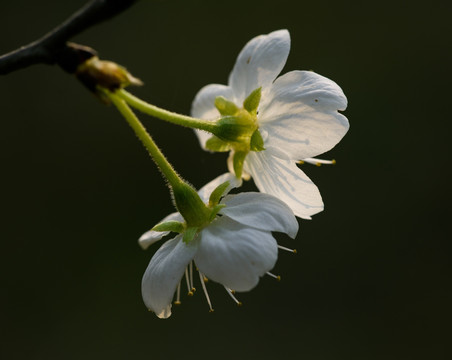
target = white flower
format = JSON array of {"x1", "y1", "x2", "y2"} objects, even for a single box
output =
[
  {"x1": 139, "y1": 173, "x2": 298, "y2": 319},
  {"x1": 191, "y1": 29, "x2": 349, "y2": 219}
]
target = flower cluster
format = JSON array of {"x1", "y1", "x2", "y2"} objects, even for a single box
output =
[{"x1": 106, "y1": 29, "x2": 348, "y2": 318}]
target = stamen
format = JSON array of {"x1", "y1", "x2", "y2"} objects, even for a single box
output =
[
  {"x1": 299, "y1": 157, "x2": 336, "y2": 166},
  {"x1": 278, "y1": 244, "x2": 297, "y2": 254},
  {"x1": 224, "y1": 286, "x2": 242, "y2": 306},
  {"x1": 174, "y1": 282, "x2": 181, "y2": 305},
  {"x1": 266, "y1": 272, "x2": 281, "y2": 281},
  {"x1": 189, "y1": 261, "x2": 196, "y2": 293},
  {"x1": 198, "y1": 271, "x2": 214, "y2": 312},
  {"x1": 185, "y1": 268, "x2": 193, "y2": 296}
]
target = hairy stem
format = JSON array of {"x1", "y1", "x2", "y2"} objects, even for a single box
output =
[{"x1": 117, "y1": 89, "x2": 220, "y2": 134}]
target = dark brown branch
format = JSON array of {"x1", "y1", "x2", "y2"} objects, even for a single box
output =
[{"x1": 0, "y1": 0, "x2": 137, "y2": 75}]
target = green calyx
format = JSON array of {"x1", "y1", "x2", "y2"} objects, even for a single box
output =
[
  {"x1": 250, "y1": 128, "x2": 265, "y2": 151},
  {"x1": 183, "y1": 227, "x2": 198, "y2": 244},
  {"x1": 207, "y1": 87, "x2": 265, "y2": 177},
  {"x1": 215, "y1": 96, "x2": 239, "y2": 116},
  {"x1": 243, "y1": 87, "x2": 261, "y2": 115},
  {"x1": 172, "y1": 182, "x2": 211, "y2": 228},
  {"x1": 208, "y1": 180, "x2": 230, "y2": 205},
  {"x1": 168, "y1": 179, "x2": 232, "y2": 244},
  {"x1": 151, "y1": 220, "x2": 185, "y2": 233},
  {"x1": 213, "y1": 87, "x2": 261, "y2": 145}
]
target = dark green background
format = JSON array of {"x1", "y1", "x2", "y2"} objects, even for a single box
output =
[{"x1": 1, "y1": 0, "x2": 450, "y2": 359}]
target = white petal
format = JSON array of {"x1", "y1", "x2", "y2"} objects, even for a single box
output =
[
  {"x1": 191, "y1": 84, "x2": 235, "y2": 149},
  {"x1": 195, "y1": 217, "x2": 278, "y2": 292},
  {"x1": 138, "y1": 212, "x2": 183, "y2": 250},
  {"x1": 220, "y1": 192, "x2": 298, "y2": 238},
  {"x1": 244, "y1": 150, "x2": 323, "y2": 219},
  {"x1": 228, "y1": 29, "x2": 291, "y2": 103},
  {"x1": 197, "y1": 172, "x2": 242, "y2": 203},
  {"x1": 141, "y1": 234, "x2": 198, "y2": 318},
  {"x1": 259, "y1": 70, "x2": 349, "y2": 160}
]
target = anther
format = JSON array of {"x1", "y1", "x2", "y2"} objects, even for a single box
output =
[
  {"x1": 278, "y1": 244, "x2": 297, "y2": 253},
  {"x1": 199, "y1": 271, "x2": 214, "y2": 312},
  {"x1": 225, "y1": 286, "x2": 242, "y2": 306},
  {"x1": 266, "y1": 272, "x2": 281, "y2": 281},
  {"x1": 203, "y1": 276, "x2": 209, "y2": 283}
]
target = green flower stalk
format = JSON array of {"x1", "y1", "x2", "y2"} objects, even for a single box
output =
[
  {"x1": 117, "y1": 88, "x2": 266, "y2": 178},
  {"x1": 104, "y1": 90, "x2": 214, "y2": 232}
]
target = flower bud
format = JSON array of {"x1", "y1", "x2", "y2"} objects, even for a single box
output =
[{"x1": 75, "y1": 56, "x2": 142, "y2": 93}]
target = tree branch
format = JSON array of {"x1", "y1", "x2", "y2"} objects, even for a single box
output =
[{"x1": 0, "y1": 0, "x2": 138, "y2": 75}]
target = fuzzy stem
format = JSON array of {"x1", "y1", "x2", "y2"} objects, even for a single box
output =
[
  {"x1": 106, "y1": 90, "x2": 182, "y2": 188},
  {"x1": 117, "y1": 89, "x2": 220, "y2": 134}
]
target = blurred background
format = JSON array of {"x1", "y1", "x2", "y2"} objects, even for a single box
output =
[{"x1": 0, "y1": 0, "x2": 450, "y2": 359}]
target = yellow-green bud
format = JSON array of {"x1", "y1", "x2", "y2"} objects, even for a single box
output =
[{"x1": 76, "y1": 56, "x2": 143, "y2": 93}]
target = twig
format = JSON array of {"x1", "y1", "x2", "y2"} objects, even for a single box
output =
[{"x1": 0, "y1": 0, "x2": 137, "y2": 75}]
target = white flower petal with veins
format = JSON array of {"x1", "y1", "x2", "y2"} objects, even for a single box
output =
[
  {"x1": 141, "y1": 234, "x2": 198, "y2": 319},
  {"x1": 220, "y1": 192, "x2": 298, "y2": 238},
  {"x1": 244, "y1": 149, "x2": 323, "y2": 219},
  {"x1": 228, "y1": 29, "x2": 290, "y2": 102},
  {"x1": 194, "y1": 216, "x2": 278, "y2": 292},
  {"x1": 259, "y1": 70, "x2": 349, "y2": 160}
]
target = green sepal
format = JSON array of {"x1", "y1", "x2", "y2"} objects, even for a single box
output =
[
  {"x1": 209, "y1": 181, "x2": 230, "y2": 206},
  {"x1": 243, "y1": 87, "x2": 262, "y2": 114},
  {"x1": 173, "y1": 182, "x2": 211, "y2": 227},
  {"x1": 215, "y1": 96, "x2": 239, "y2": 116},
  {"x1": 209, "y1": 204, "x2": 226, "y2": 222},
  {"x1": 183, "y1": 226, "x2": 198, "y2": 243},
  {"x1": 205, "y1": 136, "x2": 231, "y2": 152},
  {"x1": 250, "y1": 129, "x2": 265, "y2": 151},
  {"x1": 232, "y1": 151, "x2": 248, "y2": 178},
  {"x1": 151, "y1": 220, "x2": 185, "y2": 233}
]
